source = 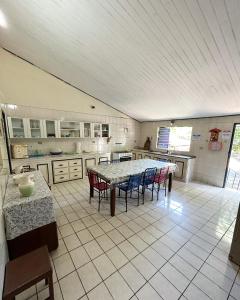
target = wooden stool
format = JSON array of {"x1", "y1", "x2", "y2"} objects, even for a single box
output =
[{"x1": 3, "y1": 246, "x2": 54, "y2": 300}]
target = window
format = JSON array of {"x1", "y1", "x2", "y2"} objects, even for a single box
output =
[{"x1": 157, "y1": 126, "x2": 192, "y2": 152}]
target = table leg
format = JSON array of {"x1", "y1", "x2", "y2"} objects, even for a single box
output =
[
  {"x1": 168, "y1": 173, "x2": 173, "y2": 192},
  {"x1": 110, "y1": 186, "x2": 116, "y2": 217}
]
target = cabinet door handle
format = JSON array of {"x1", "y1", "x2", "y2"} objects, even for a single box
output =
[
  {"x1": 60, "y1": 176, "x2": 64, "y2": 179},
  {"x1": 73, "y1": 162, "x2": 77, "y2": 165},
  {"x1": 74, "y1": 168, "x2": 77, "y2": 171},
  {"x1": 59, "y1": 170, "x2": 63, "y2": 173}
]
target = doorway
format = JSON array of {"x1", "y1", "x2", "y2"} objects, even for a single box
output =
[{"x1": 224, "y1": 124, "x2": 240, "y2": 190}]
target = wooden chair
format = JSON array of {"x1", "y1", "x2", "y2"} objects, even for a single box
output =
[{"x1": 3, "y1": 246, "x2": 53, "y2": 300}]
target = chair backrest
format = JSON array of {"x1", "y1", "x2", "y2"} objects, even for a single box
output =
[
  {"x1": 155, "y1": 167, "x2": 169, "y2": 184},
  {"x1": 143, "y1": 168, "x2": 157, "y2": 186},
  {"x1": 87, "y1": 170, "x2": 98, "y2": 186},
  {"x1": 128, "y1": 173, "x2": 142, "y2": 190}
]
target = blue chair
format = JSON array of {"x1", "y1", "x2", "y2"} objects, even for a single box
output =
[
  {"x1": 118, "y1": 173, "x2": 143, "y2": 212},
  {"x1": 141, "y1": 168, "x2": 157, "y2": 203}
]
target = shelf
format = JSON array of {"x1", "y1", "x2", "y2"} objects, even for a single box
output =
[{"x1": 60, "y1": 128, "x2": 80, "y2": 130}]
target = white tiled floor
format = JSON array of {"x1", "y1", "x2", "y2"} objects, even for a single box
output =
[{"x1": 17, "y1": 178, "x2": 240, "y2": 300}]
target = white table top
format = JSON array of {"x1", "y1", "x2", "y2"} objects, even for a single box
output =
[{"x1": 88, "y1": 159, "x2": 176, "y2": 184}]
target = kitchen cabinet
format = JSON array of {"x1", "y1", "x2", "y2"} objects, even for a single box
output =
[
  {"x1": 81, "y1": 122, "x2": 92, "y2": 138},
  {"x1": 102, "y1": 124, "x2": 110, "y2": 138},
  {"x1": 132, "y1": 150, "x2": 195, "y2": 183},
  {"x1": 43, "y1": 120, "x2": 59, "y2": 138},
  {"x1": 85, "y1": 157, "x2": 96, "y2": 175},
  {"x1": 7, "y1": 117, "x2": 29, "y2": 138},
  {"x1": 52, "y1": 158, "x2": 83, "y2": 183},
  {"x1": 27, "y1": 119, "x2": 45, "y2": 138},
  {"x1": 60, "y1": 121, "x2": 81, "y2": 138},
  {"x1": 174, "y1": 160, "x2": 184, "y2": 179},
  {"x1": 7, "y1": 116, "x2": 110, "y2": 140},
  {"x1": 37, "y1": 163, "x2": 50, "y2": 184},
  {"x1": 92, "y1": 123, "x2": 102, "y2": 138}
]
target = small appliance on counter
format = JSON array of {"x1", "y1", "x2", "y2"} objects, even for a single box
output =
[
  {"x1": 112, "y1": 151, "x2": 132, "y2": 162},
  {"x1": 11, "y1": 144, "x2": 28, "y2": 159},
  {"x1": 76, "y1": 142, "x2": 82, "y2": 154}
]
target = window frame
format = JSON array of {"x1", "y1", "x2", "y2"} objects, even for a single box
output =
[{"x1": 156, "y1": 126, "x2": 192, "y2": 152}]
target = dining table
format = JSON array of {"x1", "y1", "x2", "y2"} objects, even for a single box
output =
[{"x1": 87, "y1": 159, "x2": 177, "y2": 216}]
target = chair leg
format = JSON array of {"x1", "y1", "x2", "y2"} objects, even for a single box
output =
[
  {"x1": 118, "y1": 188, "x2": 120, "y2": 197},
  {"x1": 142, "y1": 186, "x2": 145, "y2": 204},
  {"x1": 151, "y1": 184, "x2": 154, "y2": 201},
  {"x1": 157, "y1": 183, "x2": 160, "y2": 201},
  {"x1": 125, "y1": 191, "x2": 128, "y2": 212},
  {"x1": 98, "y1": 191, "x2": 101, "y2": 212},
  {"x1": 48, "y1": 272, "x2": 54, "y2": 300},
  {"x1": 137, "y1": 187, "x2": 140, "y2": 206},
  {"x1": 164, "y1": 183, "x2": 167, "y2": 197}
]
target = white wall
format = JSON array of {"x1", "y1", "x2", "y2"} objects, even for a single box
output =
[
  {"x1": 140, "y1": 116, "x2": 240, "y2": 187},
  {"x1": 0, "y1": 48, "x2": 140, "y2": 151},
  {"x1": 0, "y1": 48, "x2": 129, "y2": 118}
]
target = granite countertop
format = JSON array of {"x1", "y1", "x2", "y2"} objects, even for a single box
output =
[
  {"x1": 11, "y1": 151, "x2": 111, "y2": 162},
  {"x1": 3, "y1": 171, "x2": 55, "y2": 240},
  {"x1": 133, "y1": 149, "x2": 196, "y2": 159}
]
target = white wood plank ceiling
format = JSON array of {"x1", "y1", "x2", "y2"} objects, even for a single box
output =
[{"x1": 0, "y1": 0, "x2": 240, "y2": 121}]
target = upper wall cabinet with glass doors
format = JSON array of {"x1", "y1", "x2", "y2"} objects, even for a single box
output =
[
  {"x1": 27, "y1": 119, "x2": 45, "y2": 138},
  {"x1": 7, "y1": 117, "x2": 110, "y2": 139},
  {"x1": 43, "y1": 120, "x2": 59, "y2": 138},
  {"x1": 81, "y1": 122, "x2": 92, "y2": 138},
  {"x1": 60, "y1": 121, "x2": 81, "y2": 138},
  {"x1": 7, "y1": 117, "x2": 29, "y2": 138},
  {"x1": 102, "y1": 124, "x2": 110, "y2": 138}
]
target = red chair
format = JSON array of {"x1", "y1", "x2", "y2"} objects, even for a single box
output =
[
  {"x1": 87, "y1": 170, "x2": 109, "y2": 211},
  {"x1": 154, "y1": 167, "x2": 169, "y2": 200}
]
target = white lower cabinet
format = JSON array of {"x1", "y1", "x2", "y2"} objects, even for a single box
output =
[
  {"x1": 52, "y1": 158, "x2": 83, "y2": 183},
  {"x1": 132, "y1": 150, "x2": 195, "y2": 183},
  {"x1": 12, "y1": 152, "x2": 111, "y2": 185},
  {"x1": 84, "y1": 157, "x2": 96, "y2": 175},
  {"x1": 55, "y1": 174, "x2": 70, "y2": 183},
  {"x1": 36, "y1": 164, "x2": 50, "y2": 184}
]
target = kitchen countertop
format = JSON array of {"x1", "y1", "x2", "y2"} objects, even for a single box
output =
[
  {"x1": 132, "y1": 149, "x2": 196, "y2": 159},
  {"x1": 11, "y1": 152, "x2": 111, "y2": 162},
  {"x1": 3, "y1": 171, "x2": 55, "y2": 240}
]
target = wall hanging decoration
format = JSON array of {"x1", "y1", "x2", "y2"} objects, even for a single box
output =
[{"x1": 208, "y1": 128, "x2": 222, "y2": 151}]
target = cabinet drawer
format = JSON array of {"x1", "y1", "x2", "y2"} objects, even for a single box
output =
[
  {"x1": 54, "y1": 167, "x2": 69, "y2": 175},
  {"x1": 54, "y1": 174, "x2": 69, "y2": 183},
  {"x1": 53, "y1": 160, "x2": 68, "y2": 168},
  {"x1": 70, "y1": 172, "x2": 82, "y2": 180},
  {"x1": 69, "y1": 166, "x2": 82, "y2": 173},
  {"x1": 69, "y1": 159, "x2": 82, "y2": 167}
]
